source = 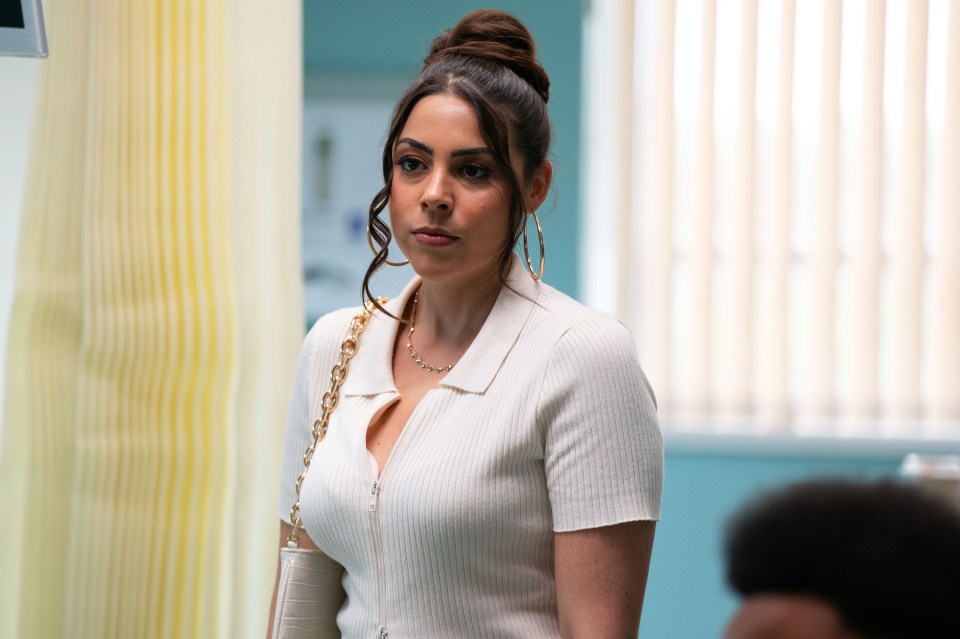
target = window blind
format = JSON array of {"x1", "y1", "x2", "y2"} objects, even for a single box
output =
[{"x1": 582, "y1": 0, "x2": 959, "y2": 438}]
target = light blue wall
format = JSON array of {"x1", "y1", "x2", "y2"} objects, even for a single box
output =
[{"x1": 304, "y1": 0, "x2": 583, "y2": 297}]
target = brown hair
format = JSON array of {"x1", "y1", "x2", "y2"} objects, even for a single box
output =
[{"x1": 362, "y1": 9, "x2": 553, "y2": 313}]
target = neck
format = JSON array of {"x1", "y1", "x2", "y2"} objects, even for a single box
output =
[{"x1": 411, "y1": 270, "x2": 504, "y2": 344}]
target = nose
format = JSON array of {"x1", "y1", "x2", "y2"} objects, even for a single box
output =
[{"x1": 421, "y1": 167, "x2": 451, "y2": 213}]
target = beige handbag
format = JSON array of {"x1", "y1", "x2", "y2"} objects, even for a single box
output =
[{"x1": 273, "y1": 300, "x2": 383, "y2": 639}]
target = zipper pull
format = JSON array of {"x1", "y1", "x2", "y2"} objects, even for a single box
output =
[
  {"x1": 377, "y1": 625, "x2": 388, "y2": 638},
  {"x1": 368, "y1": 480, "x2": 380, "y2": 512}
]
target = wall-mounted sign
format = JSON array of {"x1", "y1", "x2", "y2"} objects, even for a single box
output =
[{"x1": 0, "y1": 0, "x2": 47, "y2": 58}]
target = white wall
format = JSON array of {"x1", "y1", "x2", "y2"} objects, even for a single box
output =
[{"x1": 0, "y1": 58, "x2": 41, "y2": 432}]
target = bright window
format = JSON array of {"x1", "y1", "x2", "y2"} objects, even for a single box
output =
[{"x1": 582, "y1": 0, "x2": 958, "y2": 438}]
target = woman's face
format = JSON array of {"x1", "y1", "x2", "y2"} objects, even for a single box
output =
[{"x1": 388, "y1": 93, "x2": 548, "y2": 288}]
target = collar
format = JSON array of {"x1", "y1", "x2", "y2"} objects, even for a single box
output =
[{"x1": 341, "y1": 256, "x2": 540, "y2": 396}]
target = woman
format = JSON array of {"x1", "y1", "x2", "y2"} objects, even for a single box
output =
[{"x1": 270, "y1": 10, "x2": 663, "y2": 638}]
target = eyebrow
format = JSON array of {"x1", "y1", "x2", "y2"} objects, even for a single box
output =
[{"x1": 395, "y1": 137, "x2": 492, "y2": 158}]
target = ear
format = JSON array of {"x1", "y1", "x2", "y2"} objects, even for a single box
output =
[{"x1": 523, "y1": 161, "x2": 553, "y2": 212}]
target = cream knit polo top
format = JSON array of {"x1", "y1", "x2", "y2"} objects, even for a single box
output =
[{"x1": 277, "y1": 259, "x2": 663, "y2": 639}]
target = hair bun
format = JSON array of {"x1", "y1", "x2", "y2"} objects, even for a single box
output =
[{"x1": 425, "y1": 10, "x2": 550, "y2": 103}]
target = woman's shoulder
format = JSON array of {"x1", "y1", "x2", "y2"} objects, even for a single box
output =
[
  {"x1": 301, "y1": 304, "x2": 367, "y2": 354},
  {"x1": 532, "y1": 283, "x2": 656, "y2": 408},
  {"x1": 533, "y1": 282, "x2": 633, "y2": 344}
]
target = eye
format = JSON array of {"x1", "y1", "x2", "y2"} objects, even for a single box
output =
[
  {"x1": 396, "y1": 156, "x2": 425, "y2": 172},
  {"x1": 461, "y1": 164, "x2": 492, "y2": 180}
]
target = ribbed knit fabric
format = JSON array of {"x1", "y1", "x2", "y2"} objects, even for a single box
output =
[{"x1": 277, "y1": 259, "x2": 663, "y2": 639}]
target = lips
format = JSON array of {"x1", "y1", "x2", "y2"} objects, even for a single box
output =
[{"x1": 412, "y1": 227, "x2": 458, "y2": 247}]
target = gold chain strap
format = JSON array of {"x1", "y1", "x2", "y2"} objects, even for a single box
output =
[{"x1": 288, "y1": 297, "x2": 387, "y2": 545}]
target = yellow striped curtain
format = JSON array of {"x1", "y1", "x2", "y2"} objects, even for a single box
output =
[{"x1": 0, "y1": 1, "x2": 303, "y2": 638}]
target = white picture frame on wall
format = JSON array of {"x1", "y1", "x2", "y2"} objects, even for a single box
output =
[{"x1": 0, "y1": 0, "x2": 47, "y2": 58}]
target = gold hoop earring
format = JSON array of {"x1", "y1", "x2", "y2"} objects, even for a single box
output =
[
  {"x1": 522, "y1": 211, "x2": 545, "y2": 281},
  {"x1": 367, "y1": 227, "x2": 409, "y2": 267}
]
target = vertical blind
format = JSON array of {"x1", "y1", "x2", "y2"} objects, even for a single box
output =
[{"x1": 583, "y1": 0, "x2": 959, "y2": 438}]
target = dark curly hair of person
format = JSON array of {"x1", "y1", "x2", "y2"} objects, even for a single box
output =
[{"x1": 724, "y1": 478, "x2": 960, "y2": 639}]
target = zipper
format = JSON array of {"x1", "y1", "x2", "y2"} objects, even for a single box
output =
[
  {"x1": 368, "y1": 479, "x2": 380, "y2": 513},
  {"x1": 367, "y1": 391, "x2": 432, "y2": 639},
  {"x1": 369, "y1": 479, "x2": 386, "y2": 638}
]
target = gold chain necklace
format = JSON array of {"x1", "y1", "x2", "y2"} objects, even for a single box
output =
[{"x1": 407, "y1": 288, "x2": 455, "y2": 374}]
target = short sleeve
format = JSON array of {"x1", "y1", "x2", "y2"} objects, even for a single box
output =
[
  {"x1": 275, "y1": 308, "x2": 356, "y2": 524},
  {"x1": 539, "y1": 316, "x2": 663, "y2": 532}
]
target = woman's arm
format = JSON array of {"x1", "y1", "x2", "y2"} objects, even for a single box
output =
[
  {"x1": 265, "y1": 520, "x2": 321, "y2": 639},
  {"x1": 555, "y1": 520, "x2": 657, "y2": 639}
]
